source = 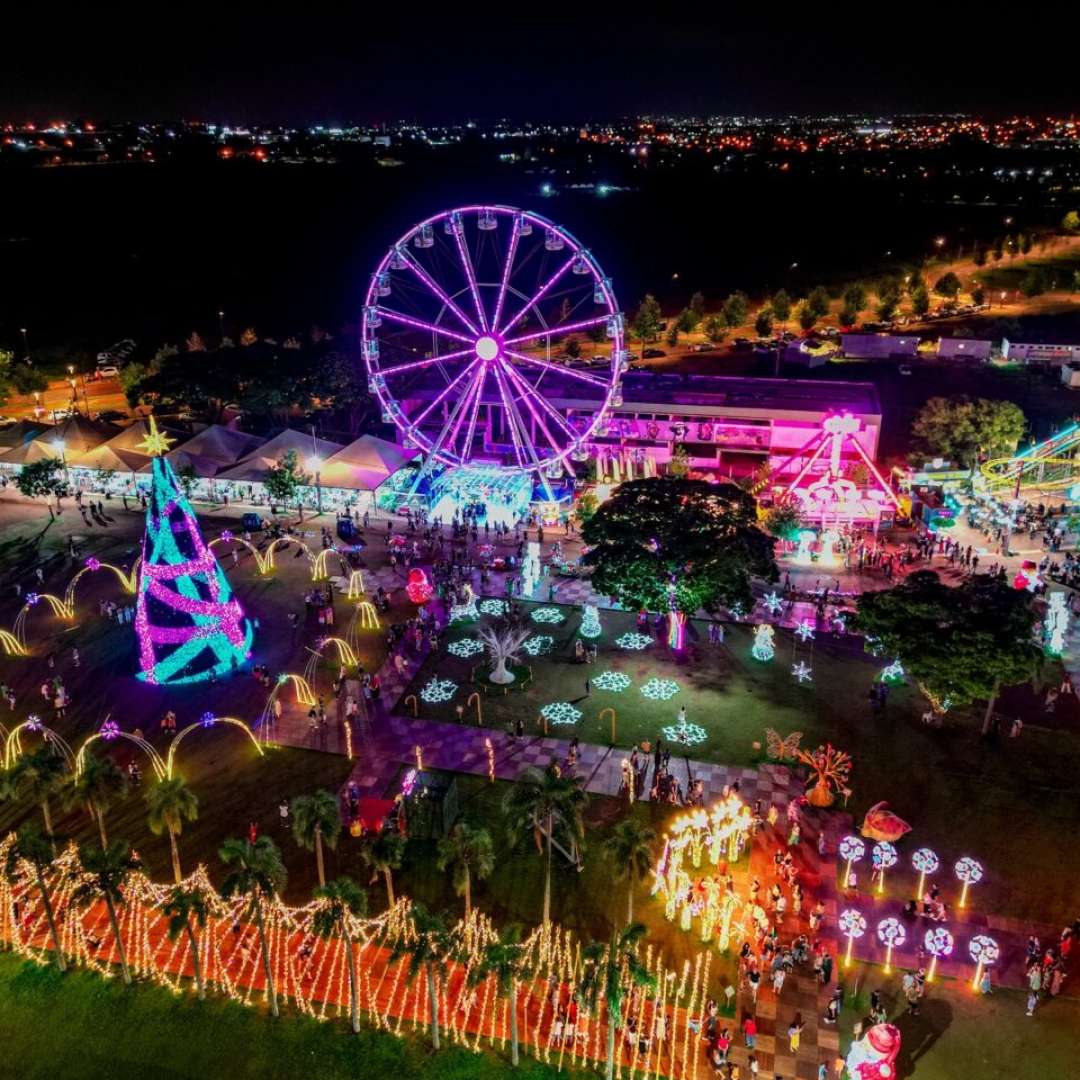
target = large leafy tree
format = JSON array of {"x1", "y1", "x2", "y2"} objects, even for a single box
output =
[
  {"x1": 388, "y1": 902, "x2": 457, "y2": 1049},
  {"x1": 468, "y1": 923, "x2": 534, "y2": 1066},
  {"x1": 64, "y1": 752, "x2": 128, "y2": 848},
  {"x1": 853, "y1": 570, "x2": 1040, "y2": 725},
  {"x1": 629, "y1": 295, "x2": 664, "y2": 345},
  {"x1": 581, "y1": 477, "x2": 777, "y2": 633},
  {"x1": 312, "y1": 877, "x2": 367, "y2": 1033},
  {"x1": 162, "y1": 885, "x2": 209, "y2": 1000},
  {"x1": 503, "y1": 762, "x2": 588, "y2": 925},
  {"x1": 604, "y1": 817, "x2": 656, "y2": 924},
  {"x1": 912, "y1": 396, "x2": 1025, "y2": 469},
  {"x1": 14, "y1": 459, "x2": 64, "y2": 516},
  {"x1": 934, "y1": 271, "x2": 963, "y2": 299},
  {"x1": 720, "y1": 291, "x2": 749, "y2": 329},
  {"x1": 292, "y1": 788, "x2": 342, "y2": 887},
  {"x1": 74, "y1": 839, "x2": 141, "y2": 984},
  {"x1": 769, "y1": 289, "x2": 792, "y2": 326},
  {"x1": 436, "y1": 821, "x2": 495, "y2": 920},
  {"x1": 361, "y1": 829, "x2": 406, "y2": 909},
  {"x1": 578, "y1": 924, "x2": 656, "y2": 1080},
  {"x1": 145, "y1": 775, "x2": 199, "y2": 884},
  {"x1": 219, "y1": 836, "x2": 287, "y2": 1017},
  {"x1": 5, "y1": 823, "x2": 66, "y2": 970},
  {"x1": 263, "y1": 449, "x2": 311, "y2": 511}
]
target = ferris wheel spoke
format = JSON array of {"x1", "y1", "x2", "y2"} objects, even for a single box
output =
[
  {"x1": 491, "y1": 223, "x2": 523, "y2": 334},
  {"x1": 408, "y1": 356, "x2": 483, "y2": 430},
  {"x1": 500, "y1": 358, "x2": 580, "y2": 454},
  {"x1": 503, "y1": 348, "x2": 609, "y2": 388},
  {"x1": 505, "y1": 313, "x2": 610, "y2": 348},
  {"x1": 444, "y1": 363, "x2": 489, "y2": 462},
  {"x1": 377, "y1": 346, "x2": 474, "y2": 377},
  {"x1": 426, "y1": 360, "x2": 487, "y2": 463},
  {"x1": 451, "y1": 225, "x2": 488, "y2": 332},
  {"x1": 498, "y1": 368, "x2": 557, "y2": 496},
  {"x1": 397, "y1": 248, "x2": 481, "y2": 337},
  {"x1": 491, "y1": 365, "x2": 532, "y2": 472},
  {"x1": 498, "y1": 252, "x2": 578, "y2": 337},
  {"x1": 378, "y1": 309, "x2": 475, "y2": 347}
]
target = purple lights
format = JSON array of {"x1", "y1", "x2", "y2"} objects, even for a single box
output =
[{"x1": 100, "y1": 720, "x2": 120, "y2": 740}]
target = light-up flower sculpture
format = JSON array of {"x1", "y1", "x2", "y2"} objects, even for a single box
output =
[
  {"x1": 99, "y1": 720, "x2": 120, "y2": 740},
  {"x1": 872, "y1": 841, "x2": 898, "y2": 894},
  {"x1": 877, "y1": 917, "x2": 905, "y2": 973},
  {"x1": 968, "y1": 934, "x2": 1000, "y2": 990},
  {"x1": 924, "y1": 927, "x2": 954, "y2": 982},
  {"x1": 955, "y1": 857, "x2": 983, "y2": 909},
  {"x1": 912, "y1": 848, "x2": 939, "y2": 899},
  {"x1": 840, "y1": 908, "x2": 867, "y2": 968},
  {"x1": 839, "y1": 835, "x2": 866, "y2": 890}
]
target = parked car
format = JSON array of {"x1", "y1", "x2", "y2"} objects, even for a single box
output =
[
  {"x1": 96, "y1": 338, "x2": 136, "y2": 365},
  {"x1": 94, "y1": 409, "x2": 128, "y2": 423},
  {"x1": 691, "y1": 342, "x2": 715, "y2": 352},
  {"x1": 822, "y1": 327, "x2": 839, "y2": 338},
  {"x1": 94, "y1": 364, "x2": 120, "y2": 380},
  {"x1": 642, "y1": 348, "x2": 667, "y2": 359},
  {"x1": 733, "y1": 338, "x2": 752, "y2": 349},
  {"x1": 0, "y1": 415, "x2": 16, "y2": 428}
]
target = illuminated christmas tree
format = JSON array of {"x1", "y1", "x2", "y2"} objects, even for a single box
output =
[
  {"x1": 135, "y1": 418, "x2": 252, "y2": 685},
  {"x1": 751, "y1": 624, "x2": 775, "y2": 662},
  {"x1": 580, "y1": 602, "x2": 602, "y2": 639}
]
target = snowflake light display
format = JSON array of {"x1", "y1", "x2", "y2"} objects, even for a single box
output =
[
  {"x1": 479, "y1": 598, "x2": 507, "y2": 616},
  {"x1": 616, "y1": 632, "x2": 653, "y2": 650},
  {"x1": 1044, "y1": 591, "x2": 1069, "y2": 655},
  {"x1": 579, "y1": 603, "x2": 601, "y2": 639},
  {"x1": 763, "y1": 591, "x2": 783, "y2": 615},
  {"x1": 751, "y1": 624, "x2": 775, "y2": 661},
  {"x1": 200, "y1": 711, "x2": 217, "y2": 727},
  {"x1": 99, "y1": 720, "x2": 120, "y2": 740},
  {"x1": 447, "y1": 637, "x2": 485, "y2": 658},
  {"x1": 881, "y1": 660, "x2": 905, "y2": 683},
  {"x1": 540, "y1": 702, "x2": 582, "y2": 725},
  {"x1": 640, "y1": 678, "x2": 681, "y2": 701},
  {"x1": 661, "y1": 718, "x2": 708, "y2": 745},
  {"x1": 522, "y1": 635, "x2": 554, "y2": 656},
  {"x1": 135, "y1": 418, "x2": 252, "y2": 685},
  {"x1": 795, "y1": 619, "x2": 815, "y2": 642},
  {"x1": 877, "y1": 917, "x2": 905, "y2": 972},
  {"x1": 530, "y1": 606, "x2": 565, "y2": 624},
  {"x1": 26, "y1": 714, "x2": 42, "y2": 731},
  {"x1": 420, "y1": 678, "x2": 458, "y2": 703},
  {"x1": 25, "y1": 593, "x2": 39, "y2": 607},
  {"x1": 593, "y1": 670, "x2": 631, "y2": 692},
  {"x1": 792, "y1": 661, "x2": 813, "y2": 682}
]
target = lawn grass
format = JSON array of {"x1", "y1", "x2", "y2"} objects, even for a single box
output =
[
  {"x1": 399, "y1": 602, "x2": 1080, "y2": 925},
  {"x1": 972, "y1": 248, "x2": 1080, "y2": 293}
]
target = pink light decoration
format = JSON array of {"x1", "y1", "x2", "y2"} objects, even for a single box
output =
[{"x1": 405, "y1": 568, "x2": 434, "y2": 604}]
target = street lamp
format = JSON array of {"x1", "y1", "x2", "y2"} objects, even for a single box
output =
[
  {"x1": 33, "y1": 391, "x2": 43, "y2": 419},
  {"x1": 309, "y1": 457, "x2": 323, "y2": 515},
  {"x1": 67, "y1": 365, "x2": 79, "y2": 414},
  {"x1": 218, "y1": 310, "x2": 225, "y2": 340},
  {"x1": 19, "y1": 328, "x2": 29, "y2": 364}
]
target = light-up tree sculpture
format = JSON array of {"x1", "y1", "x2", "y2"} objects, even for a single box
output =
[
  {"x1": 478, "y1": 615, "x2": 532, "y2": 686},
  {"x1": 839, "y1": 835, "x2": 866, "y2": 890},
  {"x1": 872, "y1": 841, "x2": 898, "y2": 894},
  {"x1": 751, "y1": 624, "x2": 775, "y2": 661},
  {"x1": 955, "y1": 857, "x2": 983, "y2": 909},
  {"x1": 135, "y1": 418, "x2": 252, "y2": 685},
  {"x1": 796, "y1": 742, "x2": 852, "y2": 807},
  {"x1": 968, "y1": 934, "x2": 1000, "y2": 990},
  {"x1": 580, "y1": 602, "x2": 602, "y2": 640},
  {"x1": 839, "y1": 909, "x2": 867, "y2": 968},
  {"x1": 877, "y1": 917, "x2": 905, "y2": 973},
  {"x1": 912, "y1": 848, "x2": 939, "y2": 899},
  {"x1": 924, "y1": 927, "x2": 953, "y2": 982}
]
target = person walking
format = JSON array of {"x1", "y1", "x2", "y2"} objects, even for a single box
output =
[
  {"x1": 279, "y1": 799, "x2": 290, "y2": 829},
  {"x1": 743, "y1": 1015, "x2": 756, "y2": 1049},
  {"x1": 788, "y1": 1012, "x2": 805, "y2": 1053}
]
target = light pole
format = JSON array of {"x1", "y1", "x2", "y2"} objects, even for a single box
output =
[
  {"x1": 218, "y1": 310, "x2": 225, "y2": 342},
  {"x1": 19, "y1": 328, "x2": 29, "y2": 364},
  {"x1": 33, "y1": 391, "x2": 43, "y2": 419}
]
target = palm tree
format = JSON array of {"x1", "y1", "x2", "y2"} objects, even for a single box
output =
[
  {"x1": 502, "y1": 761, "x2": 589, "y2": 924},
  {"x1": 146, "y1": 776, "x2": 199, "y2": 884},
  {"x1": 162, "y1": 885, "x2": 208, "y2": 1000},
  {"x1": 578, "y1": 924, "x2": 656, "y2": 1080},
  {"x1": 5, "y1": 822, "x2": 66, "y2": 971},
  {"x1": 436, "y1": 821, "x2": 494, "y2": 920},
  {"x1": 73, "y1": 839, "x2": 141, "y2": 985},
  {"x1": 468, "y1": 922, "x2": 533, "y2": 1066},
  {"x1": 361, "y1": 830, "x2": 405, "y2": 909},
  {"x1": 388, "y1": 902, "x2": 456, "y2": 1049},
  {"x1": 65, "y1": 752, "x2": 128, "y2": 848},
  {"x1": 291, "y1": 789, "x2": 342, "y2": 887},
  {"x1": 13, "y1": 747, "x2": 66, "y2": 844},
  {"x1": 604, "y1": 817, "x2": 656, "y2": 925},
  {"x1": 219, "y1": 836, "x2": 287, "y2": 1018},
  {"x1": 312, "y1": 876, "x2": 367, "y2": 1034}
]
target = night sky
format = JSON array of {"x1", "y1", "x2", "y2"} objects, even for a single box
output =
[{"x1": 5, "y1": 6, "x2": 1075, "y2": 123}]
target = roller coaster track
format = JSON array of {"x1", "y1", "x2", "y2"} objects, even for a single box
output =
[{"x1": 981, "y1": 424, "x2": 1080, "y2": 492}]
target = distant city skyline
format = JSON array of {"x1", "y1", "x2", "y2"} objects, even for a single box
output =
[{"x1": 5, "y1": 7, "x2": 1075, "y2": 125}]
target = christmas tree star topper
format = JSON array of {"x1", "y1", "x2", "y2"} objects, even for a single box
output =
[{"x1": 137, "y1": 415, "x2": 176, "y2": 457}]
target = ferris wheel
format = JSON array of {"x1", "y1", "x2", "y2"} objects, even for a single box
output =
[{"x1": 361, "y1": 206, "x2": 625, "y2": 488}]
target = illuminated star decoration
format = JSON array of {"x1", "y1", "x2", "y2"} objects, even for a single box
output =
[
  {"x1": 420, "y1": 678, "x2": 458, "y2": 703},
  {"x1": 593, "y1": 670, "x2": 631, "y2": 692},
  {"x1": 881, "y1": 660, "x2": 905, "y2": 682},
  {"x1": 447, "y1": 637, "x2": 485, "y2": 658},
  {"x1": 795, "y1": 620, "x2": 815, "y2": 642},
  {"x1": 200, "y1": 711, "x2": 217, "y2": 728},
  {"x1": 661, "y1": 718, "x2": 708, "y2": 745},
  {"x1": 99, "y1": 720, "x2": 120, "y2": 740},
  {"x1": 85, "y1": 557, "x2": 101, "y2": 572},
  {"x1": 220, "y1": 530, "x2": 234, "y2": 543},
  {"x1": 479, "y1": 598, "x2": 507, "y2": 616},
  {"x1": 640, "y1": 678, "x2": 681, "y2": 701},
  {"x1": 522, "y1": 635, "x2": 554, "y2": 656},
  {"x1": 541, "y1": 701, "x2": 582, "y2": 725},
  {"x1": 26, "y1": 715, "x2": 42, "y2": 731},
  {"x1": 277, "y1": 672, "x2": 289, "y2": 685},
  {"x1": 763, "y1": 591, "x2": 783, "y2": 615},
  {"x1": 792, "y1": 662, "x2": 813, "y2": 683},
  {"x1": 530, "y1": 606, "x2": 565, "y2": 624},
  {"x1": 25, "y1": 593, "x2": 40, "y2": 607},
  {"x1": 616, "y1": 632, "x2": 653, "y2": 651},
  {"x1": 136, "y1": 415, "x2": 176, "y2": 457}
]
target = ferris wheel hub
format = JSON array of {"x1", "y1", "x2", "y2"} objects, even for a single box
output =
[{"x1": 475, "y1": 335, "x2": 500, "y2": 362}]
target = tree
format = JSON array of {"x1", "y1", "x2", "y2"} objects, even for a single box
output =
[
  {"x1": 720, "y1": 291, "x2": 749, "y2": 329},
  {"x1": 312, "y1": 877, "x2": 367, "y2": 1033},
  {"x1": 5, "y1": 823, "x2": 66, "y2": 970},
  {"x1": 1004, "y1": 233, "x2": 1017, "y2": 261},
  {"x1": 702, "y1": 315, "x2": 726, "y2": 343},
  {"x1": 14, "y1": 459, "x2": 64, "y2": 516},
  {"x1": 1020, "y1": 267, "x2": 1051, "y2": 298},
  {"x1": 604, "y1": 817, "x2": 656, "y2": 924},
  {"x1": 807, "y1": 285, "x2": 831, "y2": 320},
  {"x1": 754, "y1": 308, "x2": 774, "y2": 339},
  {"x1": 933, "y1": 272, "x2": 962, "y2": 299},
  {"x1": 65, "y1": 752, "x2": 128, "y2": 848},
  {"x1": 361, "y1": 829, "x2": 406, "y2": 909},
  {"x1": 263, "y1": 449, "x2": 310, "y2": 511},
  {"x1": 910, "y1": 285, "x2": 931, "y2": 319},
  {"x1": 468, "y1": 923, "x2": 534, "y2": 1066},
  {"x1": 1019, "y1": 233, "x2": 1033, "y2": 256},
  {"x1": 769, "y1": 289, "x2": 792, "y2": 326},
  {"x1": 971, "y1": 284, "x2": 986, "y2": 307},
  {"x1": 578, "y1": 924, "x2": 656, "y2": 1080},
  {"x1": 1062, "y1": 210, "x2": 1080, "y2": 235},
  {"x1": 574, "y1": 492, "x2": 599, "y2": 525},
  {"x1": 478, "y1": 615, "x2": 532, "y2": 686},
  {"x1": 876, "y1": 299, "x2": 897, "y2": 323},
  {"x1": 581, "y1": 477, "x2": 778, "y2": 636},
  {"x1": 219, "y1": 836, "x2": 287, "y2": 1017},
  {"x1": 388, "y1": 902, "x2": 456, "y2": 1049},
  {"x1": 162, "y1": 886, "x2": 209, "y2": 1000},
  {"x1": 292, "y1": 789, "x2": 342, "y2": 887},
  {"x1": 912, "y1": 396, "x2": 1025, "y2": 470},
  {"x1": 11, "y1": 365, "x2": 49, "y2": 397},
  {"x1": 503, "y1": 761, "x2": 589, "y2": 925},
  {"x1": 843, "y1": 283, "x2": 867, "y2": 314},
  {"x1": 838, "y1": 306, "x2": 858, "y2": 328},
  {"x1": 853, "y1": 570, "x2": 1040, "y2": 727},
  {"x1": 13, "y1": 747, "x2": 66, "y2": 843},
  {"x1": 146, "y1": 775, "x2": 199, "y2": 884},
  {"x1": 664, "y1": 324, "x2": 680, "y2": 347},
  {"x1": 74, "y1": 839, "x2": 141, "y2": 984},
  {"x1": 436, "y1": 821, "x2": 495, "y2": 920},
  {"x1": 991, "y1": 237, "x2": 1005, "y2": 262},
  {"x1": 686, "y1": 291, "x2": 706, "y2": 330},
  {"x1": 763, "y1": 503, "x2": 804, "y2": 545},
  {"x1": 796, "y1": 302, "x2": 817, "y2": 332},
  {"x1": 972, "y1": 246, "x2": 987, "y2": 268},
  {"x1": 629, "y1": 295, "x2": 663, "y2": 345},
  {"x1": 185, "y1": 332, "x2": 207, "y2": 352},
  {"x1": 564, "y1": 337, "x2": 581, "y2": 359},
  {"x1": 177, "y1": 464, "x2": 199, "y2": 499}
]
